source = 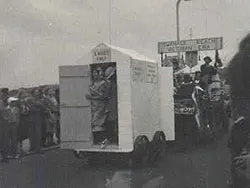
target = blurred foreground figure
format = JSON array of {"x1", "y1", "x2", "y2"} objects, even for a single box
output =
[{"x1": 227, "y1": 33, "x2": 250, "y2": 187}]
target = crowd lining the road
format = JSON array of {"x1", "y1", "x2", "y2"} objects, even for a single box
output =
[{"x1": 0, "y1": 86, "x2": 60, "y2": 163}]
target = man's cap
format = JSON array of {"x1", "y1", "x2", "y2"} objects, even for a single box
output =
[
  {"x1": 7, "y1": 97, "x2": 19, "y2": 104},
  {"x1": 203, "y1": 56, "x2": 212, "y2": 62}
]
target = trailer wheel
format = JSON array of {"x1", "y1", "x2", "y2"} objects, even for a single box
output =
[
  {"x1": 73, "y1": 151, "x2": 94, "y2": 165},
  {"x1": 130, "y1": 135, "x2": 150, "y2": 167},
  {"x1": 151, "y1": 131, "x2": 166, "y2": 161},
  {"x1": 73, "y1": 150, "x2": 81, "y2": 159}
]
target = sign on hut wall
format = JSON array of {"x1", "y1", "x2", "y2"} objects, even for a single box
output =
[
  {"x1": 92, "y1": 44, "x2": 111, "y2": 64},
  {"x1": 131, "y1": 61, "x2": 145, "y2": 82},
  {"x1": 145, "y1": 63, "x2": 158, "y2": 83},
  {"x1": 131, "y1": 61, "x2": 158, "y2": 84}
]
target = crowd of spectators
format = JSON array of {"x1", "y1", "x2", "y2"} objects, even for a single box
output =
[{"x1": 0, "y1": 85, "x2": 60, "y2": 162}]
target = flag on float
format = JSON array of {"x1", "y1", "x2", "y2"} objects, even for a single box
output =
[{"x1": 215, "y1": 49, "x2": 223, "y2": 68}]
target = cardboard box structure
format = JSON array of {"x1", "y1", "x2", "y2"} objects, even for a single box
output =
[{"x1": 59, "y1": 43, "x2": 174, "y2": 152}]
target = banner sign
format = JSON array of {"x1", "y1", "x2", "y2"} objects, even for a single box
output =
[{"x1": 158, "y1": 37, "x2": 223, "y2": 54}]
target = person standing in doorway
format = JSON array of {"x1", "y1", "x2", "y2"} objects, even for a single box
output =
[{"x1": 86, "y1": 67, "x2": 110, "y2": 147}]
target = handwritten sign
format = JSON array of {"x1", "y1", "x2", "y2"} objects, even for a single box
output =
[
  {"x1": 145, "y1": 63, "x2": 158, "y2": 83},
  {"x1": 131, "y1": 61, "x2": 145, "y2": 82},
  {"x1": 92, "y1": 45, "x2": 111, "y2": 64},
  {"x1": 158, "y1": 37, "x2": 223, "y2": 53}
]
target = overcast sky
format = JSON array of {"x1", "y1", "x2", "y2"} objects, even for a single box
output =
[{"x1": 0, "y1": 0, "x2": 249, "y2": 88}]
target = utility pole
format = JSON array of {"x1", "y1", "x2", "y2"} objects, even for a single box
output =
[
  {"x1": 189, "y1": 28, "x2": 193, "y2": 39},
  {"x1": 176, "y1": 0, "x2": 192, "y2": 58}
]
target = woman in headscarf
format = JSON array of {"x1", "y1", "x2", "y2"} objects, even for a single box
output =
[{"x1": 86, "y1": 67, "x2": 111, "y2": 146}]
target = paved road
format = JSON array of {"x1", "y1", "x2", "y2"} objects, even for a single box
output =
[{"x1": 0, "y1": 132, "x2": 231, "y2": 188}]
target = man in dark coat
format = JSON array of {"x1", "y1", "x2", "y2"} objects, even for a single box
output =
[
  {"x1": 200, "y1": 56, "x2": 213, "y2": 76},
  {"x1": 200, "y1": 56, "x2": 215, "y2": 90},
  {"x1": 27, "y1": 89, "x2": 45, "y2": 154},
  {"x1": 0, "y1": 88, "x2": 9, "y2": 162},
  {"x1": 55, "y1": 88, "x2": 60, "y2": 144}
]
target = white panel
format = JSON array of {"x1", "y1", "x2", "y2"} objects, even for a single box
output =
[
  {"x1": 60, "y1": 107, "x2": 91, "y2": 142},
  {"x1": 60, "y1": 77, "x2": 90, "y2": 107},
  {"x1": 114, "y1": 52, "x2": 133, "y2": 152},
  {"x1": 59, "y1": 65, "x2": 92, "y2": 148},
  {"x1": 59, "y1": 65, "x2": 90, "y2": 77},
  {"x1": 159, "y1": 67, "x2": 175, "y2": 141},
  {"x1": 131, "y1": 59, "x2": 161, "y2": 141}
]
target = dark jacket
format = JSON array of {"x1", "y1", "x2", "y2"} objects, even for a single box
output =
[
  {"x1": 27, "y1": 99, "x2": 46, "y2": 123},
  {"x1": 0, "y1": 99, "x2": 5, "y2": 123},
  {"x1": 228, "y1": 117, "x2": 250, "y2": 156},
  {"x1": 200, "y1": 64, "x2": 213, "y2": 77}
]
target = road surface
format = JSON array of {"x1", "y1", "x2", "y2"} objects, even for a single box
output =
[{"x1": 0, "y1": 132, "x2": 231, "y2": 188}]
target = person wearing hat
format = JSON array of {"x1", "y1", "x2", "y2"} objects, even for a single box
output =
[
  {"x1": 200, "y1": 56, "x2": 215, "y2": 90},
  {"x1": 6, "y1": 97, "x2": 20, "y2": 158},
  {"x1": 200, "y1": 56, "x2": 213, "y2": 77}
]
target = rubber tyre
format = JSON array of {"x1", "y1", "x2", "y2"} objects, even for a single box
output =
[
  {"x1": 73, "y1": 150, "x2": 80, "y2": 159},
  {"x1": 130, "y1": 135, "x2": 150, "y2": 167},
  {"x1": 73, "y1": 151, "x2": 94, "y2": 165},
  {"x1": 151, "y1": 131, "x2": 166, "y2": 162}
]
